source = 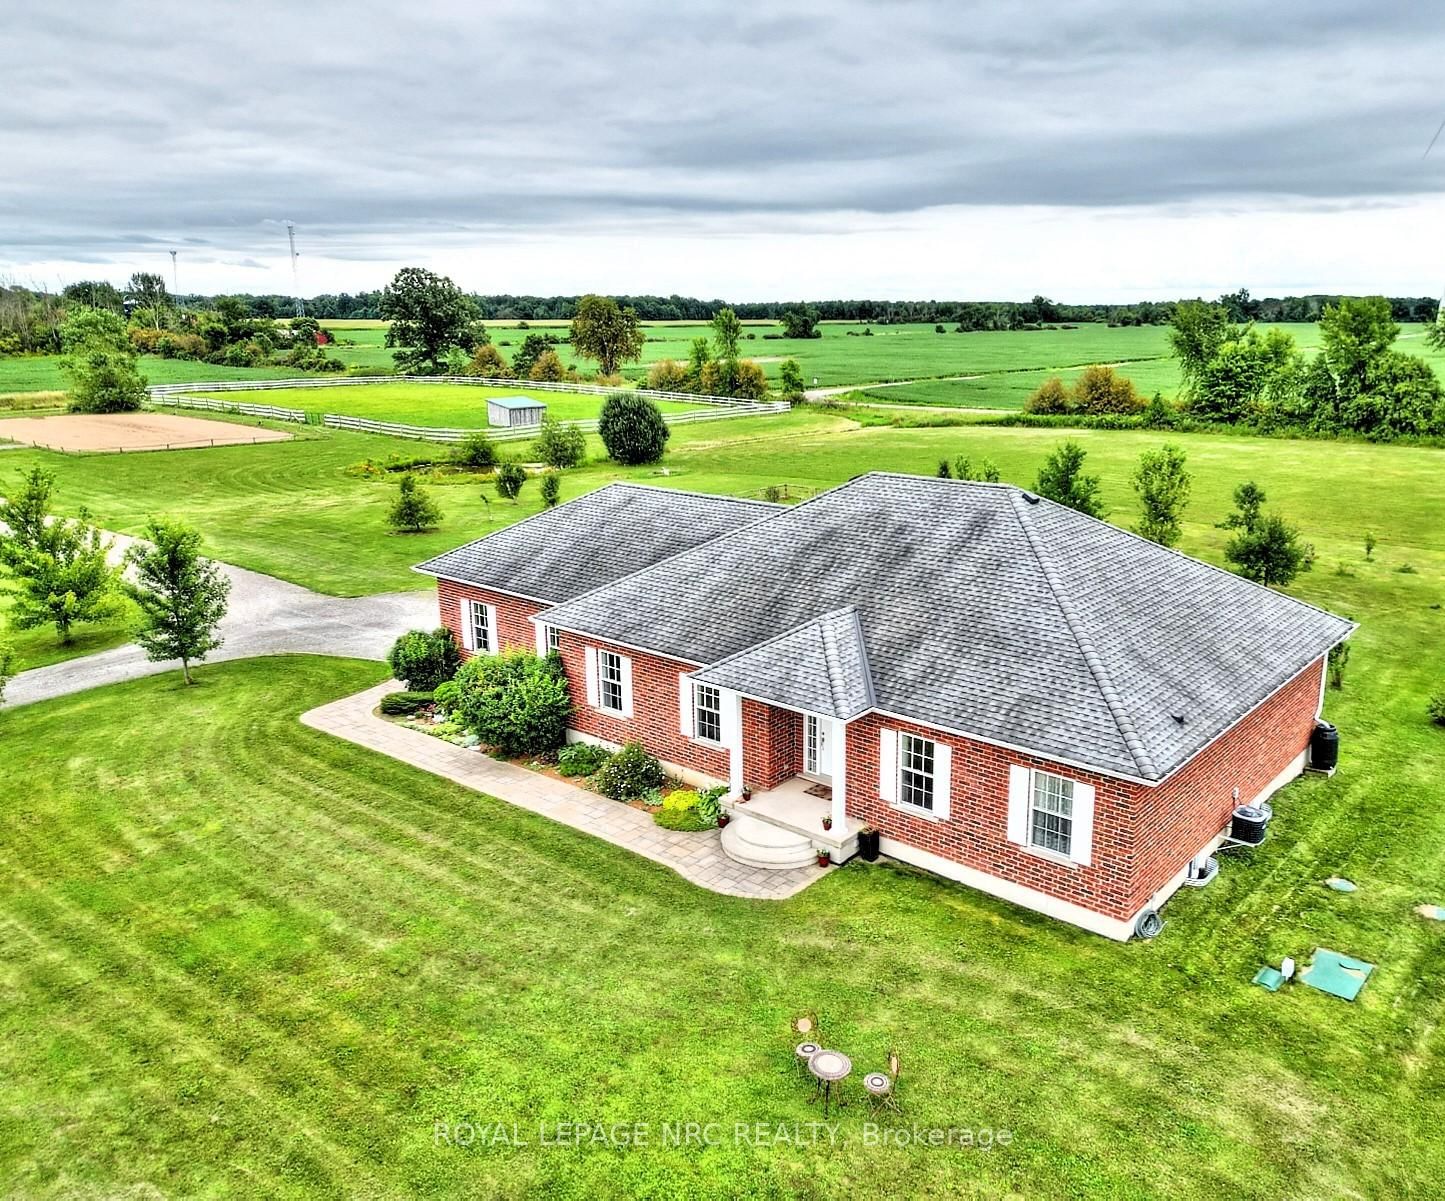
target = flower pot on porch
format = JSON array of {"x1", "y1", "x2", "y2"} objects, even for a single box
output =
[
  {"x1": 717, "y1": 814, "x2": 730, "y2": 828},
  {"x1": 821, "y1": 816, "x2": 833, "y2": 831},
  {"x1": 816, "y1": 850, "x2": 831, "y2": 868},
  {"x1": 857, "y1": 826, "x2": 880, "y2": 862}
]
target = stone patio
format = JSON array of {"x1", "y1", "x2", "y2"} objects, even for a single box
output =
[{"x1": 300, "y1": 682, "x2": 829, "y2": 900}]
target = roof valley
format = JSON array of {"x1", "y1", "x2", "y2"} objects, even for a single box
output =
[{"x1": 1007, "y1": 491, "x2": 1159, "y2": 779}]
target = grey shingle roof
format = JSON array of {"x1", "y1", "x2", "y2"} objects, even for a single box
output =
[
  {"x1": 536, "y1": 473, "x2": 1354, "y2": 782},
  {"x1": 692, "y1": 607, "x2": 876, "y2": 719},
  {"x1": 413, "y1": 482, "x2": 780, "y2": 603}
]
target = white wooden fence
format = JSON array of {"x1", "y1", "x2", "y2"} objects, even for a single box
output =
[{"x1": 147, "y1": 376, "x2": 787, "y2": 445}]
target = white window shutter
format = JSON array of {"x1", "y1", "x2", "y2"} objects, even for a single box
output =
[
  {"x1": 484, "y1": 604, "x2": 498, "y2": 653},
  {"x1": 619, "y1": 656, "x2": 634, "y2": 718},
  {"x1": 460, "y1": 600, "x2": 476, "y2": 651},
  {"x1": 879, "y1": 729, "x2": 898, "y2": 803},
  {"x1": 584, "y1": 647, "x2": 599, "y2": 707},
  {"x1": 1006, "y1": 765, "x2": 1030, "y2": 844},
  {"x1": 1072, "y1": 782, "x2": 1095, "y2": 867},
  {"x1": 934, "y1": 742, "x2": 952, "y2": 819},
  {"x1": 678, "y1": 674, "x2": 694, "y2": 737},
  {"x1": 534, "y1": 622, "x2": 547, "y2": 656}
]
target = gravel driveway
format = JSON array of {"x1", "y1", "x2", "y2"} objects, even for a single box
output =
[{"x1": 4, "y1": 537, "x2": 433, "y2": 707}]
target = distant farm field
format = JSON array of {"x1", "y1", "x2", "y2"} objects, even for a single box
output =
[
  {"x1": 190, "y1": 382, "x2": 707, "y2": 427},
  {"x1": 0, "y1": 355, "x2": 301, "y2": 397}
]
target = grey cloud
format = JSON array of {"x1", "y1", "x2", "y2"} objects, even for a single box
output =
[{"x1": 2, "y1": 0, "x2": 1443, "y2": 273}]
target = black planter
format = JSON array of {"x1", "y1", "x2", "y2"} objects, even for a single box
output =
[{"x1": 858, "y1": 828, "x2": 881, "y2": 862}]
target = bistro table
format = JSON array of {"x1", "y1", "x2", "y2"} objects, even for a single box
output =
[{"x1": 807, "y1": 1048, "x2": 852, "y2": 1116}]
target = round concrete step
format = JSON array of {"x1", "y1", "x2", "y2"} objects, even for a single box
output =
[{"x1": 721, "y1": 813, "x2": 816, "y2": 870}]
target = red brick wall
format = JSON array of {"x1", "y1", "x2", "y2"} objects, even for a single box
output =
[
  {"x1": 436, "y1": 580, "x2": 544, "y2": 657},
  {"x1": 845, "y1": 656, "x2": 1326, "y2": 922},
  {"x1": 554, "y1": 632, "x2": 730, "y2": 783},
  {"x1": 848, "y1": 712, "x2": 1139, "y2": 918},
  {"x1": 1125, "y1": 656, "x2": 1325, "y2": 911},
  {"x1": 743, "y1": 701, "x2": 802, "y2": 790}
]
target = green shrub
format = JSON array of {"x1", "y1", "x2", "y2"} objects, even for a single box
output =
[
  {"x1": 540, "y1": 470, "x2": 562, "y2": 508},
  {"x1": 452, "y1": 431, "x2": 497, "y2": 469},
  {"x1": 653, "y1": 805, "x2": 714, "y2": 831},
  {"x1": 662, "y1": 789, "x2": 700, "y2": 811},
  {"x1": 387, "y1": 474, "x2": 442, "y2": 533},
  {"x1": 380, "y1": 690, "x2": 434, "y2": 715},
  {"x1": 452, "y1": 649, "x2": 571, "y2": 757},
  {"x1": 387, "y1": 627, "x2": 461, "y2": 691},
  {"x1": 433, "y1": 678, "x2": 461, "y2": 714},
  {"x1": 1429, "y1": 693, "x2": 1445, "y2": 727},
  {"x1": 533, "y1": 418, "x2": 586, "y2": 468},
  {"x1": 696, "y1": 787, "x2": 724, "y2": 826},
  {"x1": 495, "y1": 460, "x2": 527, "y2": 502},
  {"x1": 598, "y1": 394, "x2": 670, "y2": 465},
  {"x1": 557, "y1": 742, "x2": 612, "y2": 777},
  {"x1": 594, "y1": 741, "x2": 666, "y2": 800}
]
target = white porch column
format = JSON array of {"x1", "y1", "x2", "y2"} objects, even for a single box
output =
[
  {"x1": 723, "y1": 689, "x2": 744, "y2": 797},
  {"x1": 830, "y1": 718, "x2": 848, "y2": 830}
]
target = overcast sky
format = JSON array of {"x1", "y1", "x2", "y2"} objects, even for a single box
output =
[{"x1": 3, "y1": 1, "x2": 1443, "y2": 302}]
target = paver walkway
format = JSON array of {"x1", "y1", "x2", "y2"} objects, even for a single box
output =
[
  {"x1": 302, "y1": 681, "x2": 828, "y2": 901},
  {"x1": 4, "y1": 534, "x2": 432, "y2": 708}
]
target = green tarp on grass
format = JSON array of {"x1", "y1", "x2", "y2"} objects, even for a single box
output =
[{"x1": 1299, "y1": 948, "x2": 1375, "y2": 1002}]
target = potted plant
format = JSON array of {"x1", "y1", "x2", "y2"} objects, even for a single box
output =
[
  {"x1": 821, "y1": 815, "x2": 833, "y2": 831},
  {"x1": 857, "y1": 824, "x2": 881, "y2": 862},
  {"x1": 718, "y1": 813, "x2": 730, "y2": 828},
  {"x1": 740, "y1": 786, "x2": 752, "y2": 802},
  {"x1": 816, "y1": 849, "x2": 831, "y2": 868}
]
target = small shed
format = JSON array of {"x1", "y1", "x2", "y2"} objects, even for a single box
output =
[{"x1": 486, "y1": 395, "x2": 547, "y2": 428}]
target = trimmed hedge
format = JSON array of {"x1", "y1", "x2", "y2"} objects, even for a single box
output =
[{"x1": 380, "y1": 690, "x2": 434, "y2": 715}]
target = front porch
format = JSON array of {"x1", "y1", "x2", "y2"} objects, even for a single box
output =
[{"x1": 725, "y1": 776, "x2": 861, "y2": 863}]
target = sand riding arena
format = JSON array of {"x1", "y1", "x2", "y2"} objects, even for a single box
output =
[{"x1": 0, "y1": 412, "x2": 292, "y2": 454}]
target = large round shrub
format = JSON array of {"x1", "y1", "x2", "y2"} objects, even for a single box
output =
[
  {"x1": 598, "y1": 394, "x2": 670, "y2": 466},
  {"x1": 453, "y1": 649, "x2": 572, "y2": 757},
  {"x1": 387, "y1": 627, "x2": 461, "y2": 691}
]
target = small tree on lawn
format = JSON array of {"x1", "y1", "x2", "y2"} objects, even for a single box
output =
[
  {"x1": 540, "y1": 470, "x2": 562, "y2": 508},
  {"x1": 598, "y1": 393, "x2": 670, "y2": 465},
  {"x1": 1131, "y1": 444, "x2": 1191, "y2": 547},
  {"x1": 387, "y1": 474, "x2": 442, "y2": 533},
  {"x1": 0, "y1": 507, "x2": 119, "y2": 645},
  {"x1": 461, "y1": 343, "x2": 513, "y2": 378},
  {"x1": 1033, "y1": 441, "x2": 1105, "y2": 518},
  {"x1": 495, "y1": 460, "x2": 527, "y2": 503},
  {"x1": 937, "y1": 460, "x2": 952, "y2": 479},
  {"x1": 528, "y1": 349, "x2": 568, "y2": 382},
  {"x1": 778, "y1": 358, "x2": 806, "y2": 405},
  {"x1": 1220, "y1": 482, "x2": 1310, "y2": 587},
  {"x1": 711, "y1": 308, "x2": 743, "y2": 359},
  {"x1": 123, "y1": 518, "x2": 231, "y2": 685},
  {"x1": 533, "y1": 418, "x2": 585, "y2": 468}
]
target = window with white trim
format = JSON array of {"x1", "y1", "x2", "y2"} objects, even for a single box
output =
[
  {"x1": 544, "y1": 624, "x2": 561, "y2": 655},
  {"x1": 898, "y1": 733, "x2": 936, "y2": 813},
  {"x1": 468, "y1": 600, "x2": 492, "y2": 653},
  {"x1": 693, "y1": 683, "x2": 722, "y2": 744},
  {"x1": 1029, "y1": 770, "x2": 1074, "y2": 857},
  {"x1": 598, "y1": 650, "x2": 625, "y2": 714}
]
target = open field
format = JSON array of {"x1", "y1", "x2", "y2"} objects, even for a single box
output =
[
  {"x1": 0, "y1": 411, "x2": 293, "y2": 453},
  {"x1": 2, "y1": 607, "x2": 1443, "y2": 1198},
  {"x1": 190, "y1": 382, "x2": 706, "y2": 427},
  {"x1": 2, "y1": 404, "x2": 1443, "y2": 597},
  {"x1": 0, "y1": 356, "x2": 303, "y2": 396}
]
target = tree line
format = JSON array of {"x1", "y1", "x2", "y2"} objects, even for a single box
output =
[{"x1": 7, "y1": 280, "x2": 1437, "y2": 341}]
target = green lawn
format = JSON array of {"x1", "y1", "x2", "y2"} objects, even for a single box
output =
[
  {"x1": 0, "y1": 355, "x2": 306, "y2": 397},
  {"x1": 1, "y1": 635, "x2": 1441, "y2": 1197},
  {"x1": 191, "y1": 382, "x2": 706, "y2": 427}
]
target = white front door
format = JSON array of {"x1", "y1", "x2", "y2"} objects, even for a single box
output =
[{"x1": 805, "y1": 715, "x2": 833, "y2": 782}]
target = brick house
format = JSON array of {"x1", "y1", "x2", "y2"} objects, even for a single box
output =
[{"x1": 417, "y1": 476, "x2": 1353, "y2": 940}]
